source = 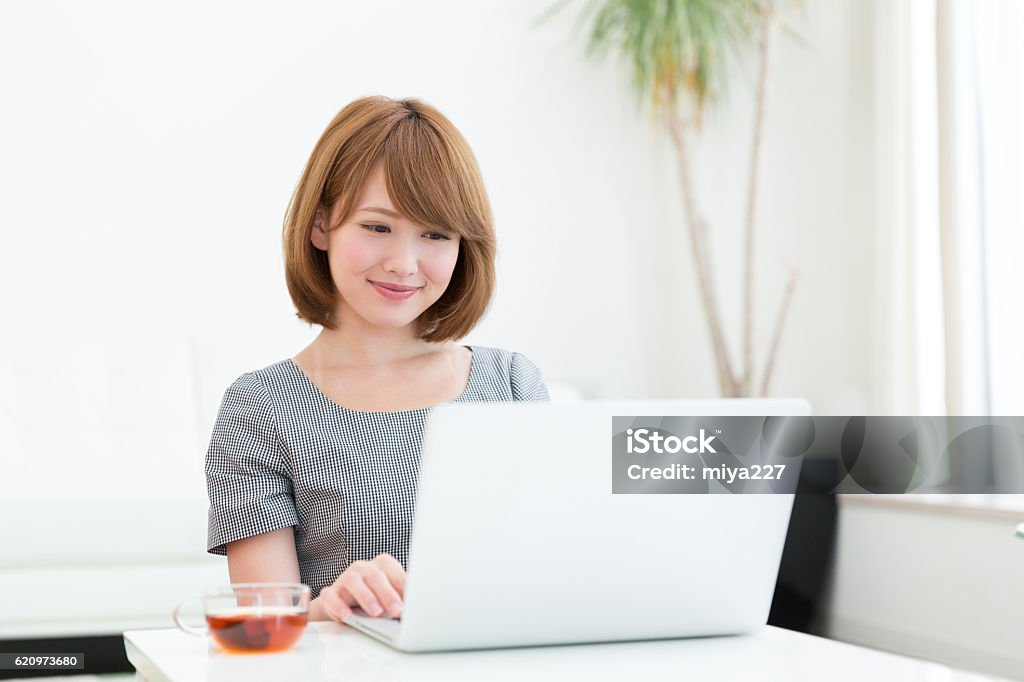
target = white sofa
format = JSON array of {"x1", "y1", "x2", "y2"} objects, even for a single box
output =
[
  {"x1": 0, "y1": 326, "x2": 579, "y2": 638},
  {"x1": 0, "y1": 501, "x2": 228, "y2": 638},
  {"x1": 0, "y1": 328, "x2": 253, "y2": 638}
]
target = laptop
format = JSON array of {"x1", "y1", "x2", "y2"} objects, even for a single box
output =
[{"x1": 344, "y1": 399, "x2": 812, "y2": 652}]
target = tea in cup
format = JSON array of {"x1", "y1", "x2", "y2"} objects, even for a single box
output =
[{"x1": 173, "y1": 583, "x2": 311, "y2": 653}]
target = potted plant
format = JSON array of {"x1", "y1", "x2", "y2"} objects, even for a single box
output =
[{"x1": 541, "y1": 0, "x2": 800, "y2": 397}]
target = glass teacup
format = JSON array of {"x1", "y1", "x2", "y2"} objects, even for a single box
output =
[{"x1": 173, "y1": 583, "x2": 311, "y2": 653}]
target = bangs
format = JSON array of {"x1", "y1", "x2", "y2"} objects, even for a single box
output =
[{"x1": 378, "y1": 116, "x2": 490, "y2": 241}]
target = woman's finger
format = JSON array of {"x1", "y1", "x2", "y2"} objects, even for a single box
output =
[
  {"x1": 372, "y1": 553, "x2": 407, "y2": 598},
  {"x1": 362, "y1": 567, "x2": 404, "y2": 618},
  {"x1": 317, "y1": 586, "x2": 352, "y2": 622},
  {"x1": 340, "y1": 573, "x2": 385, "y2": 617}
]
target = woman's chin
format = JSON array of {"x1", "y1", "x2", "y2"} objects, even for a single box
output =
[
  {"x1": 337, "y1": 296, "x2": 433, "y2": 331},
  {"x1": 359, "y1": 310, "x2": 425, "y2": 331}
]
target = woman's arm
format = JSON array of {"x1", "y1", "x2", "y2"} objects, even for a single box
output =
[
  {"x1": 225, "y1": 527, "x2": 334, "y2": 622},
  {"x1": 225, "y1": 527, "x2": 301, "y2": 584},
  {"x1": 224, "y1": 529, "x2": 403, "y2": 623}
]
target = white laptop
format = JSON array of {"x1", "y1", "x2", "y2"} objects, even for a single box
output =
[{"x1": 344, "y1": 399, "x2": 812, "y2": 652}]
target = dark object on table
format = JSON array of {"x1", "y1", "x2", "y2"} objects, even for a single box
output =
[
  {"x1": 0, "y1": 634, "x2": 133, "y2": 680},
  {"x1": 768, "y1": 458, "x2": 839, "y2": 635}
]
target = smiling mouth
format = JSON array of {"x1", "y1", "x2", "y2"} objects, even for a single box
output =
[
  {"x1": 370, "y1": 281, "x2": 421, "y2": 292},
  {"x1": 370, "y1": 281, "x2": 421, "y2": 300}
]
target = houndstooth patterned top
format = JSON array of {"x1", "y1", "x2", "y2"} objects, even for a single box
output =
[{"x1": 205, "y1": 345, "x2": 549, "y2": 598}]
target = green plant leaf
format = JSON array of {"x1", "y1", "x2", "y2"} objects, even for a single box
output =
[{"x1": 547, "y1": 0, "x2": 773, "y2": 123}]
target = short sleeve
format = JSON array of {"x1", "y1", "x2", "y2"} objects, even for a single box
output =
[
  {"x1": 510, "y1": 352, "x2": 551, "y2": 402},
  {"x1": 205, "y1": 373, "x2": 299, "y2": 556}
]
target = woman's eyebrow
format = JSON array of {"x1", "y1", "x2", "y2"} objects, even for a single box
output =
[{"x1": 358, "y1": 206, "x2": 401, "y2": 218}]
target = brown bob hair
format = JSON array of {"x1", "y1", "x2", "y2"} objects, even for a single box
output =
[{"x1": 283, "y1": 96, "x2": 496, "y2": 343}]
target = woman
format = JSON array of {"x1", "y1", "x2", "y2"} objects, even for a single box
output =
[{"x1": 205, "y1": 96, "x2": 549, "y2": 625}]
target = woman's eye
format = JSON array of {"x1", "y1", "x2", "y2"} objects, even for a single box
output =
[
  {"x1": 424, "y1": 232, "x2": 452, "y2": 241},
  {"x1": 362, "y1": 224, "x2": 390, "y2": 234}
]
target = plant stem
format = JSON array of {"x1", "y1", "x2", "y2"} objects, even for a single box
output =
[
  {"x1": 664, "y1": 92, "x2": 738, "y2": 396},
  {"x1": 743, "y1": 5, "x2": 776, "y2": 397},
  {"x1": 759, "y1": 268, "x2": 799, "y2": 396}
]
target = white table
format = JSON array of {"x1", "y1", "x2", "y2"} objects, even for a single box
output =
[{"x1": 123, "y1": 622, "x2": 1017, "y2": 681}]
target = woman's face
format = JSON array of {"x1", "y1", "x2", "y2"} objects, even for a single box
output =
[{"x1": 311, "y1": 163, "x2": 461, "y2": 333}]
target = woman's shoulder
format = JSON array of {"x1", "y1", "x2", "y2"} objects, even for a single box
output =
[
  {"x1": 466, "y1": 345, "x2": 535, "y2": 368},
  {"x1": 219, "y1": 359, "x2": 302, "y2": 405},
  {"x1": 466, "y1": 345, "x2": 549, "y2": 402}
]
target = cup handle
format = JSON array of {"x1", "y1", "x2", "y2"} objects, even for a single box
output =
[{"x1": 173, "y1": 597, "x2": 208, "y2": 638}]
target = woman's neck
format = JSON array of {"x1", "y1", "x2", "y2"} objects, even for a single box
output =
[{"x1": 306, "y1": 321, "x2": 439, "y2": 371}]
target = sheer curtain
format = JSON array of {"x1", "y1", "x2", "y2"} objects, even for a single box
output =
[
  {"x1": 937, "y1": 0, "x2": 1024, "y2": 416},
  {"x1": 870, "y1": 0, "x2": 943, "y2": 416},
  {"x1": 872, "y1": 0, "x2": 1024, "y2": 417},
  {"x1": 967, "y1": 1, "x2": 1024, "y2": 416}
]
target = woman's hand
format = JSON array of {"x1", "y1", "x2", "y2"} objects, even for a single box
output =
[{"x1": 315, "y1": 553, "x2": 406, "y2": 622}]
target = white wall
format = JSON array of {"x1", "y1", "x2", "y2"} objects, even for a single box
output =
[{"x1": 0, "y1": 0, "x2": 880, "y2": 410}]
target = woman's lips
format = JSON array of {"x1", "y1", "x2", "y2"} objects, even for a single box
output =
[{"x1": 370, "y1": 281, "x2": 420, "y2": 300}]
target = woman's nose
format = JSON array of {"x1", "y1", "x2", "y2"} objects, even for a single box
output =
[{"x1": 382, "y1": 238, "x2": 418, "y2": 277}]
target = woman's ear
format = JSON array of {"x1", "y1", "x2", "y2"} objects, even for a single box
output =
[{"x1": 311, "y1": 207, "x2": 329, "y2": 251}]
